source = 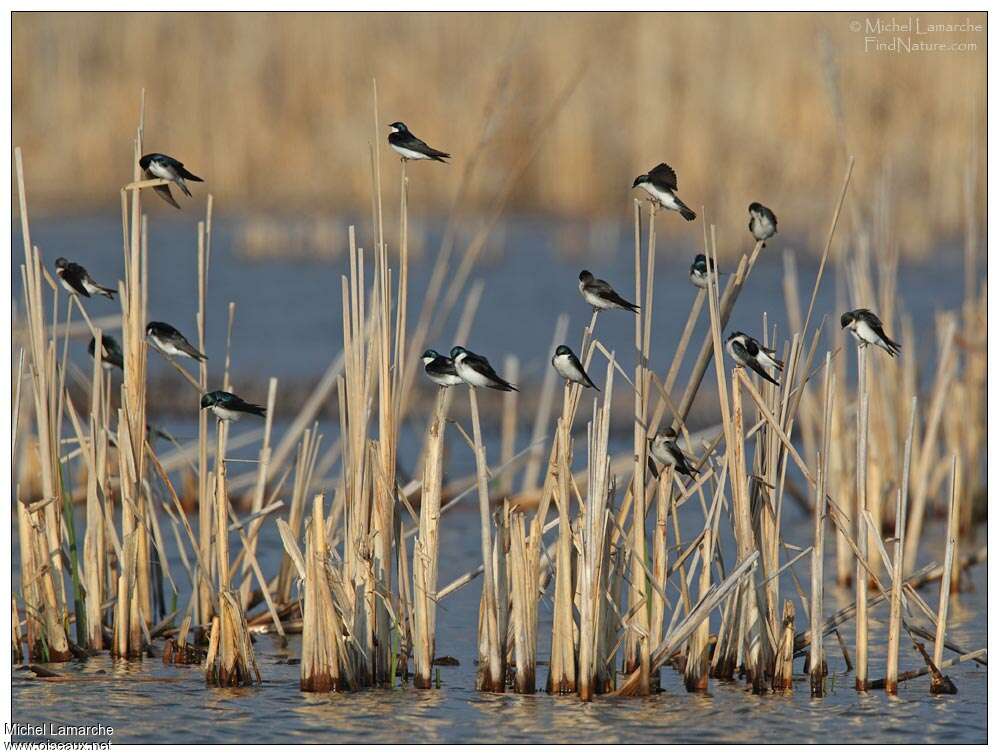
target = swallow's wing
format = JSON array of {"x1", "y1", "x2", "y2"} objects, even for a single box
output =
[
  {"x1": 152, "y1": 182, "x2": 181, "y2": 209},
  {"x1": 171, "y1": 158, "x2": 203, "y2": 182},
  {"x1": 228, "y1": 395, "x2": 267, "y2": 417},
  {"x1": 591, "y1": 279, "x2": 638, "y2": 311},
  {"x1": 571, "y1": 353, "x2": 599, "y2": 390},
  {"x1": 648, "y1": 163, "x2": 678, "y2": 190},
  {"x1": 398, "y1": 132, "x2": 451, "y2": 159}
]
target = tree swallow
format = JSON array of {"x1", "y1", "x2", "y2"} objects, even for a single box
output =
[
  {"x1": 387, "y1": 122, "x2": 451, "y2": 163},
  {"x1": 421, "y1": 349, "x2": 463, "y2": 388},
  {"x1": 578, "y1": 270, "x2": 639, "y2": 313},
  {"x1": 689, "y1": 253, "x2": 716, "y2": 289},
  {"x1": 88, "y1": 334, "x2": 124, "y2": 371},
  {"x1": 146, "y1": 321, "x2": 207, "y2": 362},
  {"x1": 632, "y1": 163, "x2": 696, "y2": 221},
  {"x1": 200, "y1": 390, "x2": 266, "y2": 421},
  {"x1": 726, "y1": 331, "x2": 783, "y2": 386},
  {"x1": 139, "y1": 153, "x2": 203, "y2": 209},
  {"x1": 648, "y1": 428, "x2": 698, "y2": 479},
  {"x1": 840, "y1": 309, "x2": 901, "y2": 357},
  {"x1": 551, "y1": 344, "x2": 599, "y2": 391},
  {"x1": 450, "y1": 346, "x2": 518, "y2": 392},
  {"x1": 748, "y1": 202, "x2": 778, "y2": 247},
  {"x1": 54, "y1": 258, "x2": 115, "y2": 300}
]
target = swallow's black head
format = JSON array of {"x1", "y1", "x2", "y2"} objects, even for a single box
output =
[
  {"x1": 139, "y1": 154, "x2": 154, "y2": 170},
  {"x1": 450, "y1": 346, "x2": 466, "y2": 360},
  {"x1": 554, "y1": 345, "x2": 573, "y2": 357},
  {"x1": 145, "y1": 321, "x2": 161, "y2": 337},
  {"x1": 422, "y1": 349, "x2": 440, "y2": 361},
  {"x1": 663, "y1": 427, "x2": 678, "y2": 440},
  {"x1": 840, "y1": 311, "x2": 855, "y2": 329},
  {"x1": 54, "y1": 257, "x2": 69, "y2": 270},
  {"x1": 578, "y1": 270, "x2": 593, "y2": 282},
  {"x1": 388, "y1": 121, "x2": 408, "y2": 133},
  {"x1": 726, "y1": 331, "x2": 745, "y2": 343},
  {"x1": 632, "y1": 174, "x2": 648, "y2": 188},
  {"x1": 748, "y1": 202, "x2": 764, "y2": 215},
  {"x1": 200, "y1": 392, "x2": 215, "y2": 409}
]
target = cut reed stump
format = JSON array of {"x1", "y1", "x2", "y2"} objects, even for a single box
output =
[
  {"x1": 772, "y1": 600, "x2": 795, "y2": 691},
  {"x1": 412, "y1": 388, "x2": 446, "y2": 689},
  {"x1": 298, "y1": 494, "x2": 354, "y2": 692},
  {"x1": 163, "y1": 616, "x2": 205, "y2": 665}
]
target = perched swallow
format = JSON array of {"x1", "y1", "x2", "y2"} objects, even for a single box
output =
[
  {"x1": 551, "y1": 344, "x2": 599, "y2": 391},
  {"x1": 421, "y1": 349, "x2": 463, "y2": 388},
  {"x1": 387, "y1": 122, "x2": 450, "y2": 163},
  {"x1": 748, "y1": 202, "x2": 778, "y2": 247},
  {"x1": 649, "y1": 428, "x2": 698, "y2": 479},
  {"x1": 689, "y1": 253, "x2": 717, "y2": 289},
  {"x1": 726, "y1": 331, "x2": 783, "y2": 386},
  {"x1": 54, "y1": 258, "x2": 115, "y2": 300},
  {"x1": 139, "y1": 153, "x2": 203, "y2": 209},
  {"x1": 578, "y1": 270, "x2": 639, "y2": 313},
  {"x1": 632, "y1": 163, "x2": 696, "y2": 221},
  {"x1": 200, "y1": 390, "x2": 266, "y2": 421},
  {"x1": 840, "y1": 309, "x2": 901, "y2": 357},
  {"x1": 450, "y1": 346, "x2": 518, "y2": 392},
  {"x1": 146, "y1": 321, "x2": 207, "y2": 362},
  {"x1": 88, "y1": 334, "x2": 124, "y2": 371}
]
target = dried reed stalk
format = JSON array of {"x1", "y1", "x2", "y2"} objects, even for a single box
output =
[
  {"x1": 773, "y1": 600, "x2": 795, "y2": 691},
  {"x1": 578, "y1": 358, "x2": 616, "y2": 701},
  {"x1": 622, "y1": 201, "x2": 653, "y2": 694},
  {"x1": 854, "y1": 343, "x2": 870, "y2": 691},
  {"x1": 468, "y1": 386, "x2": 504, "y2": 692},
  {"x1": 547, "y1": 416, "x2": 577, "y2": 695},
  {"x1": 299, "y1": 494, "x2": 354, "y2": 691},
  {"x1": 930, "y1": 456, "x2": 961, "y2": 693},
  {"x1": 204, "y1": 431, "x2": 260, "y2": 687},
  {"x1": 885, "y1": 397, "x2": 917, "y2": 694},
  {"x1": 412, "y1": 388, "x2": 446, "y2": 688}
]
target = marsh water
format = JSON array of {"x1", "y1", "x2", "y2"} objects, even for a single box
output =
[{"x1": 11, "y1": 216, "x2": 986, "y2": 744}]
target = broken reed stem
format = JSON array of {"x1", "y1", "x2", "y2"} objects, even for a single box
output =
[
  {"x1": 412, "y1": 388, "x2": 446, "y2": 689},
  {"x1": 854, "y1": 344, "x2": 870, "y2": 691},
  {"x1": 773, "y1": 600, "x2": 795, "y2": 691},
  {"x1": 886, "y1": 397, "x2": 917, "y2": 695},
  {"x1": 933, "y1": 456, "x2": 960, "y2": 672},
  {"x1": 468, "y1": 387, "x2": 504, "y2": 692}
]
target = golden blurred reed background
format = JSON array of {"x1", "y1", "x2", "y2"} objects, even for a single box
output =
[{"x1": 13, "y1": 11, "x2": 985, "y2": 256}]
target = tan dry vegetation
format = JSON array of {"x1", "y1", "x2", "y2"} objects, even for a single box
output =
[{"x1": 12, "y1": 12, "x2": 985, "y2": 255}]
